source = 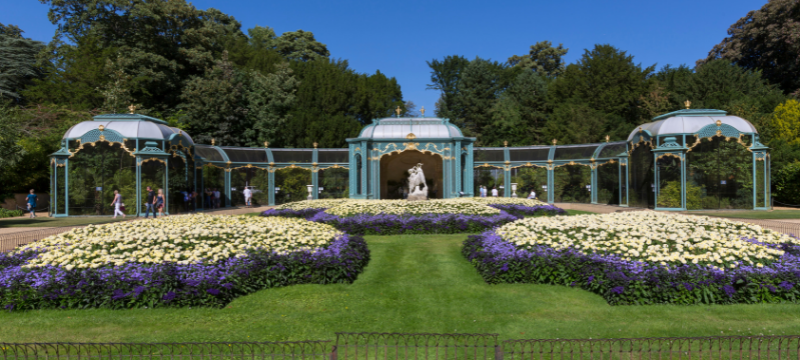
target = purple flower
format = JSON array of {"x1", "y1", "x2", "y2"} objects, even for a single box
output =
[
  {"x1": 162, "y1": 292, "x2": 176, "y2": 302},
  {"x1": 779, "y1": 281, "x2": 794, "y2": 291},
  {"x1": 611, "y1": 286, "x2": 625, "y2": 295},
  {"x1": 206, "y1": 288, "x2": 220, "y2": 295},
  {"x1": 722, "y1": 285, "x2": 736, "y2": 298},
  {"x1": 500, "y1": 263, "x2": 509, "y2": 272}
]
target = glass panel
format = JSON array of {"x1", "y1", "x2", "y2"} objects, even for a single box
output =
[
  {"x1": 553, "y1": 165, "x2": 591, "y2": 203},
  {"x1": 220, "y1": 148, "x2": 268, "y2": 164},
  {"x1": 201, "y1": 166, "x2": 225, "y2": 209},
  {"x1": 56, "y1": 164, "x2": 66, "y2": 214},
  {"x1": 597, "y1": 142, "x2": 627, "y2": 158},
  {"x1": 318, "y1": 149, "x2": 349, "y2": 163},
  {"x1": 474, "y1": 148, "x2": 504, "y2": 162},
  {"x1": 168, "y1": 151, "x2": 193, "y2": 214},
  {"x1": 356, "y1": 155, "x2": 363, "y2": 195},
  {"x1": 656, "y1": 156, "x2": 682, "y2": 208},
  {"x1": 271, "y1": 149, "x2": 313, "y2": 163},
  {"x1": 554, "y1": 145, "x2": 599, "y2": 160},
  {"x1": 319, "y1": 168, "x2": 349, "y2": 199},
  {"x1": 68, "y1": 143, "x2": 137, "y2": 215},
  {"x1": 230, "y1": 167, "x2": 269, "y2": 206},
  {"x1": 195, "y1": 145, "x2": 225, "y2": 162},
  {"x1": 755, "y1": 156, "x2": 765, "y2": 208},
  {"x1": 474, "y1": 168, "x2": 504, "y2": 197},
  {"x1": 628, "y1": 144, "x2": 654, "y2": 209},
  {"x1": 509, "y1": 147, "x2": 550, "y2": 162},
  {"x1": 140, "y1": 160, "x2": 166, "y2": 215},
  {"x1": 511, "y1": 166, "x2": 547, "y2": 200},
  {"x1": 597, "y1": 162, "x2": 619, "y2": 205},
  {"x1": 274, "y1": 168, "x2": 312, "y2": 205}
]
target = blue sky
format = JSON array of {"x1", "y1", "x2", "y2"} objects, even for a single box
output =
[{"x1": 1, "y1": 0, "x2": 766, "y2": 114}]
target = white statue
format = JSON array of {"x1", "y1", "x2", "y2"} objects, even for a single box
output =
[{"x1": 407, "y1": 163, "x2": 428, "y2": 201}]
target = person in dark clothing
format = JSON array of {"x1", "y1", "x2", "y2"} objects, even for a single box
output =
[
  {"x1": 144, "y1": 186, "x2": 157, "y2": 218},
  {"x1": 26, "y1": 189, "x2": 37, "y2": 218}
]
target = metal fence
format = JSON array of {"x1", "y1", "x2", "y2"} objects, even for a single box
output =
[
  {"x1": 2, "y1": 335, "x2": 800, "y2": 360},
  {"x1": 0, "y1": 226, "x2": 82, "y2": 252}
]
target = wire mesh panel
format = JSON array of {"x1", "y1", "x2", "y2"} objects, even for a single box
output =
[
  {"x1": 554, "y1": 145, "x2": 599, "y2": 161},
  {"x1": 474, "y1": 169, "x2": 504, "y2": 197},
  {"x1": 140, "y1": 160, "x2": 167, "y2": 214},
  {"x1": 597, "y1": 162, "x2": 619, "y2": 205},
  {"x1": 656, "y1": 156, "x2": 682, "y2": 208},
  {"x1": 230, "y1": 167, "x2": 270, "y2": 206},
  {"x1": 220, "y1": 147, "x2": 269, "y2": 164},
  {"x1": 511, "y1": 166, "x2": 547, "y2": 199},
  {"x1": 553, "y1": 165, "x2": 591, "y2": 203},
  {"x1": 194, "y1": 145, "x2": 226, "y2": 162},
  {"x1": 275, "y1": 168, "x2": 312, "y2": 205},
  {"x1": 335, "y1": 333, "x2": 499, "y2": 360},
  {"x1": 320, "y1": 168, "x2": 349, "y2": 199},
  {"x1": 474, "y1": 148, "x2": 505, "y2": 163},
  {"x1": 55, "y1": 164, "x2": 66, "y2": 214},
  {"x1": 687, "y1": 138, "x2": 753, "y2": 210},
  {"x1": 0, "y1": 341, "x2": 333, "y2": 360},
  {"x1": 597, "y1": 142, "x2": 627, "y2": 159},
  {"x1": 755, "y1": 158, "x2": 766, "y2": 208},
  {"x1": 201, "y1": 166, "x2": 225, "y2": 209},
  {"x1": 318, "y1": 149, "x2": 350, "y2": 163},
  {"x1": 168, "y1": 152, "x2": 193, "y2": 214},
  {"x1": 509, "y1": 147, "x2": 550, "y2": 162},
  {"x1": 503, "y1": 336, "x2": 800, "y2": 360},
  {"x1": 628, "y1": 144, "x2": 654, "y2": 209},
  {"x1": 272, "y1": 149, "x2": 314, "y2": 163},
  {"x1": 68, "y1": 143, "x2": 137, "y2": 216}
]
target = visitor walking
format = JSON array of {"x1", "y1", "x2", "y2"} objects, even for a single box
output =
[
  {"x1": 491, "y1": 187, "x2": 499, "y2": 197},
  {"x1": 191, "y1": 188, "x2": 198, "y2": 211},
  {"x1": 144, "y1": 186, "x2": 157, "y2": 219},
  {"x1": 156, "y1": 189, "x2": 166, "y2": 217},
  {"x1": 243, "y1": 186, "x2": 253, "y2": 207},
  {"x1": 527, "y1": 190, "x2": 536, "y2": 199},
  {"x1": 213, "y1": 188, "x2": 221, "y2": 208},
  {"x1": 480, "y1": 186, "x2": 486, "y2": 198},
  {"x1": 111, "y1": 190, "x2": 125, "y2": 218},
  {"x1": 26, "y1": 189, "x2": 37, "y2": 218}
]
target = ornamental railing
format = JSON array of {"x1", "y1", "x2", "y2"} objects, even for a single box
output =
[
  {"x1": 2, "y1": 335, "x2": 800, "y2": 360},
  {"x1": 0, "y1": 226, "x2": 83, "y2": 252}
]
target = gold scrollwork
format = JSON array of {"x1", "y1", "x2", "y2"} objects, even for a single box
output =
[
  {"x1": 137, "y1": 158, "x2": 167, "y2": 166},
  {"x1": 596, "y1": 159, "x2": 617, "y2": 167},
  {"x1": 69, "y1": 138, "x2": 136, "y2": 158},
  {"x1": 510, "y1": 162, "x2": 546, "y2": 169},
  {"x1": 656, "y1": 152, "x2": 684, "y2": 161},
  {"x1": 476, "y1": 163, "x2": 503, "y2": 169},
  {"x1": 686, "y1": 133, "x2": 751, "y2": 153},
  {"x1": 319, "y1": 164, "x2": 349, "y2": 170},
  {"x1": 555, "y1": 161, "x2": 590, "y2": 168}
]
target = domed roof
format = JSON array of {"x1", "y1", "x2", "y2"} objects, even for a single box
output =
[
  {"x1": 357, "y1": 117, "x2": 464, "y2": 139},
  {"x1": 63, "y1": 114, "x2": 194, "y2": 144},
  {"x1": 627, "y1": 109, "x2": 757, "y2": 142}
]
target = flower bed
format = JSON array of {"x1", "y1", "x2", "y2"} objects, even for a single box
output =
[
  {"x1": 262, "y1": 199, "x2": 568, "y2": 235},
  {"x1": 464, "y1": 212, "x2": 800, "y2": 305},
  {"x1": 0, "y1": 215, "x2": 369, "y2": 310}
]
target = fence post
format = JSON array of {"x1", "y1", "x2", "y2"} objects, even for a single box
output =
[
  {"x1": 494, "y1": 345, "x2": 503, "y2": 360},
  {"x1": 330, "y1": 345, "x2": 337, "y2": 360}
]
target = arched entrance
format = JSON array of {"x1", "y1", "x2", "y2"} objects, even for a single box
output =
[{"x1": 380, "y1": 150, "x2": 443, "y2": 199}]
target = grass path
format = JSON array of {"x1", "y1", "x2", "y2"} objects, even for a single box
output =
[{"x1": 1, "y1": 234, "x2": 800, "y2": 342}]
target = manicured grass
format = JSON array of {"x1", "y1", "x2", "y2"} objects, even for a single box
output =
[
  {"x1": 2, "y1": 234, "x2": 799, "y2": 342},
  {"x1": 693, "y1": 210, "x2": 800, "y2": 220},
  {"x1": 566, "y1": 210, "x2": 595, "y2": 215},
  {"x1": 0, "y1": 217, "x2": 131, "y2": 228}
]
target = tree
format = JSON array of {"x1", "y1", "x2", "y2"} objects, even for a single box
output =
[
  {"x1": 0, "y1": 23, "x2": 45, "y2": 103},
  {"x1": 452, "y1": 58, "x2": 507, "y2": 140},
  {"x1": 426, "y1": 55, "x2": 470, "y2": 119},
  {"x1": 504, "y1": 70, "x2": 549, "y2": 143},
  {"x1": 38, "y1": 0, "x2": 243, "y2": 111},
  {"x1": 0, "y1": 105, "x2": 26, "y2": 196},
  {"x1": 274, "y1": 30, "x2": 330, "y2": 61},
  {"x1": 543, "y1": 101, "x2": 612, "y2": 144},
  {"x1": 769, "y1": 99, "x2": 800, "y2": 146},
  {"x1": 549, "y1": 44, "x2": 654, "y2": 133},
  {"x1": 508, "y1": 40, "x2": 568, "y2": 77},
  {"x1": 699, "y1": 0, "x2": 800, "y2": 95}
]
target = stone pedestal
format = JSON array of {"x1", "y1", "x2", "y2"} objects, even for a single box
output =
[
  {"x1": 306, "y1": 185, "x2": 313, "y2": 200},
  {"x1": 406, "y1": 186, "x2": 428, "y2": 201}
]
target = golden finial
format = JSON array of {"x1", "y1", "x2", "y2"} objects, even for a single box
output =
[
  {"x1": 420, "y1": 106, "x2": 425, "y2": 116},
  {"x1": 605, "y1": 135, "x2": 610, "y2": 142},
  {"x1": 684, "y1": 100, "x2": 691, "y2": 109},
  {"x1": 405, "y1": 133, "x2": 416, "y2": 140},
  {"x1": 128, "y1": 104, "x2": 136, "y2": 114},
  {"x1": 211, "y1": 138, "x2": 215, "y2": 146},
  {"x1": 552, "y1": 139, "x2": 557, "y2": 146},
  {"x1": 503, "y1": 141, "x2": 508, "y2": 147},
  {"x1": 395, "y1": 106, "x2": 401, "y2": 117},
  {"x1": 98, "y1": 125, "x2": 105, "y2": 131},
  {"x1": 638, "y1": 127, "x2": 643, "y2": 133},
  {"x1": 264, "y1": 141, "x2": 269, "y2": 148},
  {"x1": 313, "y1": 142, "x2": 318, "y2": 148},
  {"x1": 715, "y1": 119, "x2": 722, "y2": 127}
]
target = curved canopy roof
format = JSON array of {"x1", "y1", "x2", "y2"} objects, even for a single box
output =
[
  {"x1": 628, "y1": 109, "x2": 757, "y2": 142},
  {"x1": 63, "y1": 114, "x2": 193, "y2": 144},
  {"x1": 357, "y1": 117, "x2": 464, "y2": 139}
]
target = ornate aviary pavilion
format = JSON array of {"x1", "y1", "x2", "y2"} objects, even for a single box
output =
[{"x1": 49, "y1": 107, "x2": 770, "y2": 216}]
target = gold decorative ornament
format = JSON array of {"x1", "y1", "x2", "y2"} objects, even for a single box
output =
[
  {"x1": 395, "y1": 106, "x2": 401, "y2": 116},
  {"x1": 406, "y1": 133, "x2": 417, "y2": 140},
  {"x1": 420, "y1": 106, "x2": 425, "y2": 116},
  {"x1": 684, "y1": 100, "x2": 691, "y2": 109},
  {"x1": 98, "y1": 125, "x2": 105, "y2": 131},
  {"x1": 605, "y1": 135, "x2": 610, "y2": 142},
  {"x1": 716, "y1": 130, "x2": 722, "y2": 136},
  {"x1": 403, "y1": 142, "x2": 419, "y2": 151},
  {"x1": 716, "y1": 119, "x2": 722, "y2": 127},
  {"x1": 313, "y1": 142, "x2": 318, "y2": 148},
  {"x1": 638, "y1": 127, "x2": 643, "y2": 134},
  {"x1": 264, "y1": 141, "x2": 269, "y2": 148},
  {"x1": 552, "y1": 139, "x2": 557, "y2": 145},
  {"x1": 128, "y1": 104, "x2": 137, "y2": 114},
  {"x1": 503, "y1": 141, "x2": 508, "y2": 147},
  {"x1": 211, "y1": 138, "x2": 216, "y2": 146},
  {"x1": 98, "y1": 135, "x2": 105, "y2": 142}
]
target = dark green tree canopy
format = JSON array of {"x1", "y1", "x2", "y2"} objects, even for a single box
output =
[
  {"x1": 508, "y1": 40, "x2": 568, "y2": 77},
  {"x1": 0, "y1": 23, "x2": 45, "y2": 103},
  {"x1": 699, "y1": 0, "x2": 800, "y2": 95},
  {"x1": 274, "y1": 30, "x2": 330, "y2": 61}
]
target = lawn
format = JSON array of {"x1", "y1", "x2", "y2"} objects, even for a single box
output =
[
  {"x1": 1, "y1": 234, "x2": 798, "y2": 343},
  {"x1": 565, "y1": 209, "x2": 595, "y2": 215},
  {"x1": 692, "y1": 210, "x2": 800, "y2": 220},
  {"x1": 0, "y1": 217, "x2": 131, "y2": 228}
]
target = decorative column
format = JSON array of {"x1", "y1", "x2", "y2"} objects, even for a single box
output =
[
  {"x1": 50, "y1": 144, "x2": 71, "y2": 217},
  {"x1": 503, "y1": 141, "x2": 511, "y2": 197},
  {"x1": 652, "y1": 136, "x2": 686, "y2": 211},
  {"x1": 590, "y1": 160, "x2": 598, "y2": 204},
  {"x1": 312, "y1": 142, "x2": 320, "y2": 199},
  {"x1": 268, "y1": 167, "x2": 276, "y2": 206},
  {"x1": 134, "y1": 141, "x2": 170, "y2": 216},
  {"x1": 465, "y1": 142, "x2": 474, "y2": 196}
]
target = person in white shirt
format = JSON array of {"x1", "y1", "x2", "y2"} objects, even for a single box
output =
[
  {"x1": 527, "y1": 190, "x2": 536, "y2": 199},
  {"x1": 491, "y1": 187, "x2": 499, "y2": 197},
  {"x1": 243, "y1": 187, "x2": 253, "y2": 206},
  {"x1": 214, "y1": 189, "x2": 221, "y2": 208}
]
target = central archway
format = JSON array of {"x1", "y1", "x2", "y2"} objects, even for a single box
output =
[{"x1": 380, "y1": 150, "x2": 443, "y2": 199}]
